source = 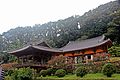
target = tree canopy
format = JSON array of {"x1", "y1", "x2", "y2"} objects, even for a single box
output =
[{"x1": 0, "y1": 1, "x2": 120, "y2": 63}]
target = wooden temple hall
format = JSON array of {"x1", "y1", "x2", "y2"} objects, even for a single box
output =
[{"x1": 9, "y1": 35, "x2": 112, "y2": 68}]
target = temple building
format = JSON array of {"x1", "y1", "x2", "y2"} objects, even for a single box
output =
[{"x1": 9, "y1": 35, "x2": 112, "y2": 68}]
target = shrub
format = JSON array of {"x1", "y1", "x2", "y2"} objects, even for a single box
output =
[
  {"x1": 48, "y1": 55, "x2": 67, "y2": 69},
  {"x1": 52, "y1": 68, "x2": 57, "y2": 75},
  {"x1": 40, "y1": 70, "x2": 47, "y2": 77},
  {"x1": 65, "y1": 68, "x2": 74, "y2": 74},
  {"x1": 5, "y1": 69, "x2": 14, "y2": 76},
  {"x1": 102, "y1": 63, "x2": 116, "y2": 77},
  {"x1": 5, "y1": 75, "x2": 12, "y2": 80},
  {"x1": 46, "y1": 68, "x2": 53, "y2": 76},
  {"x1": 55, "y1": 69, "x2": 66, "y2": 77},
  {"x1": 75, "y1": 66, "x2": 87, "y2": 77},
  {"x1": 11, "y1": 69, "x2": 19, "y2": 80},
  {"x1": 11, "y1": 67, "x2": 33, "y2": 80},
  {"x1": 18, "y1": 67, "x2": 33, "y2": 80},
  {"x1": 47, "y1": 68, "x2": 55, "y2": 76}
]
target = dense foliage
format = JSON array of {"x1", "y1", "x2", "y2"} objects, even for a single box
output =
[
  {"x1": 11, "y1": 67, "x2": 33, "y2": 80},
  {"x1": 108, "y1": 45, "x2": 120, "y2": 57},
  {"x1": 48, "y1": 55, "x2": 67, "y2": 68},
  {"x1": 47, "y1": 55, "x2": 74, "y2": 74},
  {"x1": 46, "y1": 68, "x2": 54, "y2": 76},
  {"x1": 105, "y1": 10, "x2": 120, "y2": 44},
  {"x1": 0, "y1": 1, "x2": 119, "y2": 50},
  {"x1": 55, "y1": 69, "x2": 66, "y2": 77},
  {"x1": 5, "y1": 69, "x2": 14, "y2": 76},
  {"x1": 0, "y1": 1, "x2": 120, "y2": 63},
  {"x1": 0, "y1": 51, "x2": 16, "y2": 64},
  {"x1": 75, "y1": 66, "x2": 87, "y2": 77},
  {"x1": 102, "y1": 63, "x2": 116, "y2": 77},
  {"x1": 40, "y1": 70, "x2": 47, "y2": 77}
]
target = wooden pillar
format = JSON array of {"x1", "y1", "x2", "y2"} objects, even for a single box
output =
[
  {"x1": 92, "y1": 47, "x2": 96, "y2": 61},
  {"x1": 91, "y1": 55, "x2": 93, "y2": 60},
  {"x1": 81, "y1": 50, "x2": 85, "y2": 63},
  {"x1": 72, "y1": 53, "x2": 75, "y2": 64},
  {"x1": 25, "y1": 56, "x2": 27, "y2": 63},
  {"x1": 25, "y1": 56, "x2": 27, "y2": 62},
  {"x1": 28, "y1": 55, "x2": 33, "y2": 63},
  {"x1": 75, "y1": 57, "x2": 77, "y2": 64},
  {"x1": 17, "y1": 57, "x2": 19, "y2": 63},
  {"x1": 31, "y1": 55, "x2": 34, "y2": 63},
  {"x1": 21, "y1": 57, "x2": 23, "y2": 64},
  {"x1": 41, "y1": 58, "x2": 43, "y2": 65},
  {"x1": 106, "y1": 45, "x2": 108, "y2": 53},
  {"x1": 19, "y1": 57, "x2": 21, "y2": 63},
  {"x1": 33, "y1": 55, "x2": 35, "y2": 63},
  {"x1": 27, "y1": 55, "x2": 30, "y2": 63}
]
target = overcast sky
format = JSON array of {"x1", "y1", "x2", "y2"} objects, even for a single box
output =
[{"x1": 0, "y1": 0, "x2": 115, "y2": 34}]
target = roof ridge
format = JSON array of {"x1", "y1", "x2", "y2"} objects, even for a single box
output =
[{"x1": 69, "y1": 35, "x2": 104, "y2": 43}]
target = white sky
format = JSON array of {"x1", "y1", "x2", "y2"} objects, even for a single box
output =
[{"x1": 0, "y1": 0, "x2": 115, "y2": 34}]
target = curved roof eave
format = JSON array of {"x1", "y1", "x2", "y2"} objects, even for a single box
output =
[
  {"x1": 61, "y1": 39, "x2": 112, "y2": 52},
  {"x1": 33, "y1": 46, "x2": 62, "y2": 53},
  {"x1": 8, "y1": 35, "x2": 112, "y2": 55},
  {"x1": 9, "y1": 45, "x2": 62, "y2": 54},
  {"x1": 9, "y1": 45, "x2": 31, "y2": 54}
]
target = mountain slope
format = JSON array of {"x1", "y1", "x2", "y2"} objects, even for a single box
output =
[{"x1": 0, "y1": 0, "x2": 120, "y2": 51}]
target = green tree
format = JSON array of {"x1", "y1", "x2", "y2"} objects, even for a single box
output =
[
  {"x1": 105, "y1": 10, "x2": 120, "y2": 44},
  {"x1": 108, "y1": 45, "x2": 120, "y2": 57},
  {"x1": 75, "y1": 66, "x2": 87, "y2": 77},
  {"x1": 46, "y1": 68, "x2": 54, "y2": 76},
  {"x1": 0, "y1": 51, "x2": 17, "y2": 63},
  {"x1": 11, "y1": 68, "x2": 33, "y2": 80},
  {"x1": 55, "y1": 69, "x2": 66, "y2": 77},
  {"x1": 47, "y1": 55, "x2": 73, "y2": 69},
  {"x1": 40, "y1": 70, "x2": 47, "y2": 77},
  {"x1": 102, "y1": 63, "x2": 116, "y2": 77}
]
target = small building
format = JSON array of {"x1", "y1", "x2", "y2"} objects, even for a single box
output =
[{"x1": 9, "y1": 35, "x2": 112, "y2": 68}]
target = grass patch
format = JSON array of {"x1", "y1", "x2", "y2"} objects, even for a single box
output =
[
  {"x1": 5, "y1": 73, "x2": 120, "y2": 80},
  {"x1": 37, "y1": 73, "x2": 120, "y2": 80}
]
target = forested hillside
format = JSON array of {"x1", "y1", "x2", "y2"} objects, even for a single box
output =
[{"x1": 0, "y1": 0, "x2": 120, "y2": 53}]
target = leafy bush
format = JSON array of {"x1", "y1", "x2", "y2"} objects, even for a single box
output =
[
  {"x1": 5, "y1": 75, "x2": 12, "y2": 80},
  {"x1": 5, "y1": 69, "x2": 14, "y2": 76},
  {"x1": 102, "y1": 63, "x2": 116, "y2": 77},
  {"x1": 55, "y1": 69, "x2": 66, "y2": 77},
  {"x1": 11, "y1": 69, "x2": 19, "y2": 80},
  {"x1": 108, "y1": 45, "x2": 120, "y2": 57},
  {"x1": 75, "y1": 66, "x2": 87, "y2": 77},
  {"x1": 65, "y1": 68, "x2": 74, "y2": 74},
  {"x1": 47, "y1": 68, "x2": 56, "y2": 76},
  {"x1": 40, "y1": 70, "x2": 47, "y2": 77},
  {"x1": 52, "y1": 68, "x2": 57, "y2": 75},
  {"x1": 18, "y1": 67, "x2": 33, "y2": 80},
  {"x1": 11, "y1": 67, "x2": 33, "y2": 80},
  {"x1": 48, "y1": 55, "x2": 67, "y2": 69}
]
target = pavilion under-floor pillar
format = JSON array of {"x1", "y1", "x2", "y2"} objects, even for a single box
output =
[
  {"x1": 21, "y1": 57, "x2": 24, "y2": 64},
  {"x1": 18, "y1": 57, "x2": 20, "y2": 63}
]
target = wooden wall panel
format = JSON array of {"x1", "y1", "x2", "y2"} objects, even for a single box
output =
[
  {"x1": 64, "y1": 53, "x2": 73, "y2": 57},
  {"x1": 84, "y1": 49, "x2": 94, "y2": 54}
]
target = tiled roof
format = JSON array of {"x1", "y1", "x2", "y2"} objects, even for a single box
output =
[
  {"x1": 59, "y1": 35, "x2": 112, "y2": 52},
  {"x1": 9, "y1": 45, "x2": 61, "y2": 54},
  {"x1": 9, "y1": 35, "x2": 112, "y2": 56}
]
